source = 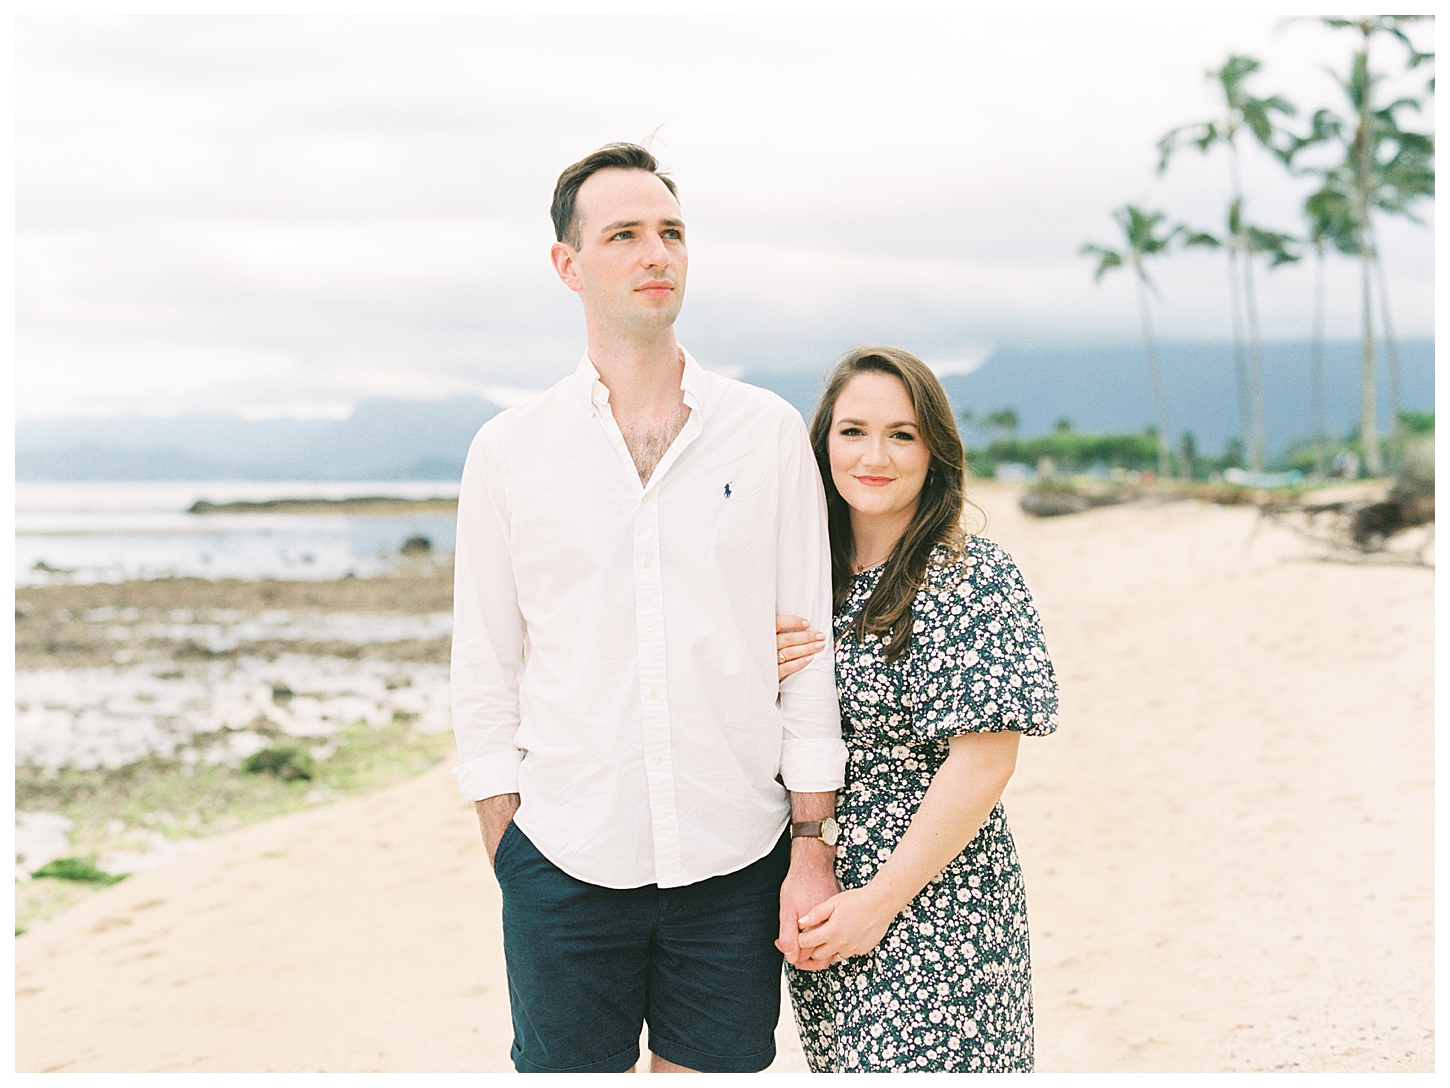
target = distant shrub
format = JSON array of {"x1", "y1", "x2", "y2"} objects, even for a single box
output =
[
  {"x1": 1029, "y1": 477, "x2": 1079, "y2": 494},
  {"x1": 242, "y1": 745, "x2": 315, "y2": 781},
  {"x1": 967, "y1": 428, "x2": 1164, "y2": 477},
  {"x1": 32, "y1": 856, "x2": 128, "y2": 885},
  {"x1": 1399, "y1": 410, "x2": 1434, "y2": 436}
]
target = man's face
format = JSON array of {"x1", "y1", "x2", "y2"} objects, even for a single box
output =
[{"x1": 553, "y1": 167, "x2": 687, "y2": 334}]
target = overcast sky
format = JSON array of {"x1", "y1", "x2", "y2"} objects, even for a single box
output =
[{"x1": 15, "y1": 5, "x2": 1436, "y2": 420}]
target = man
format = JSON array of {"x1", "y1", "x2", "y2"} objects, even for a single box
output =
[{"x1": 450, "y1": 143, "x2": 846, "y2": 1074}]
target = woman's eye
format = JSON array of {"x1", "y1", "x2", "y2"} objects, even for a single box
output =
[
  {"x1": 891, "y1": 431, "x2": 916, "y2": 441},
  {"x1": 838, "y1": 427, "x2": 864, "y2": 437}
]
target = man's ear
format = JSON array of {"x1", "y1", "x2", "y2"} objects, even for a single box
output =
[{"x1": 550, "y1": 241, "x2": 582, "y2": 293}]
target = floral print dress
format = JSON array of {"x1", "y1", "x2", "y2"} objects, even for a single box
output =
[{"x1": 787, "y1": 536, "x2": 1059, "y2": 1073}]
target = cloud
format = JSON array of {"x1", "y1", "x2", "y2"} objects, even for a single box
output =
[
  {"x1": 14, "y1": 10, "x2": 1435, "y2": 420},
  {"x1": 926, "y1": 350, "x2": 994, "y2": 379}
]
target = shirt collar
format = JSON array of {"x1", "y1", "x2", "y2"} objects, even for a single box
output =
[{"x1": 570, "y1": 347, "x2": 713, "y2": 418}]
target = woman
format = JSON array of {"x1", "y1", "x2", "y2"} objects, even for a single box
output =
[{"x1": 775, "y1": 346, "x2": 1058, "y2": 1073}]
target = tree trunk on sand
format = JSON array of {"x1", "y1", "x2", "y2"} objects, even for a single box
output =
[
  {"x1": 1135, "y1": 272, "x2": 1173, "y2": 478},
  {"x1": 1310, "y1": 244, "x2": 1328, "y2": 478},
  {"x1": 1226, "y1": 247, "x2": 1252, "y2": 468},
  {"x1": 1359, "y1": 249, "x2": 1381, "y2": 475},
  {"x1": 1241, "y1": 249, "x2": 1267, "y2": 472},
  {"x1": 1353, "y1": 44, "x2": 1382, "y2": 477},
  {"x1": 1374, "y1": 245, "x2": 1402, "y2": 471}
]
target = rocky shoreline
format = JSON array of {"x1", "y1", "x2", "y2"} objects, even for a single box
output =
[
  {"x1": 186, "y1": 496, "x2": 458, "y2": 516},
  {"x1": 14, "y1": 562, "x2": 460, "y2": 932}
]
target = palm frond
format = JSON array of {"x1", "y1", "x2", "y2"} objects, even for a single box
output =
[
  {"x1": 1079, "y1": 243, "x2": 1124, "y2": 283},
  {"x1": 1180, "y1": 229, "x2": 1221, "y2": 250}
]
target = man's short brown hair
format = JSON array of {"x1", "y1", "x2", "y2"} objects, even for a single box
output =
[{"x1": 551, "y1": 143, "x2": 678, "y2": 250}]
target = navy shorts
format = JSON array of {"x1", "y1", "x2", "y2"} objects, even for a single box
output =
[{"x1": 493, "y1": 823, "x2": 790, "y2": 1073}]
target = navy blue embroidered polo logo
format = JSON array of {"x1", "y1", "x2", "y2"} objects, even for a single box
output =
[{"x1": 723, "y1": 482, "x2": 732, "y2": 498}]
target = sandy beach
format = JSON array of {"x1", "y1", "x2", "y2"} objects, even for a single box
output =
[{"x1": 14, "y1": 483, "x2": 1433, "y2": 1073}]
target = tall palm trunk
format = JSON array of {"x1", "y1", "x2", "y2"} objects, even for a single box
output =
[
  {"x1": 1225, "y1": 246, "x2": 1253, "y2": 467},
  {"x1": 1358, "y1": 248, "x2": 1380, "y2": 474},
  {"x1": 1310, "y1": 241, "x2": 1328, "y2": 478},
  {"x1": 1353, "y1": 44, "x2": 1383, "y2": 476},
  {"x1": 1134, "y1": 268, "x2": 1173, "y2": 477},
  {"x1": 1373, "y1": 243, "x2": 1402, "y2": 471},
  {"x1": 1228, "y1": 150, "x2": 1266, "y2": 472},
  {"x1": 1241, "y1": 248, "x2": 1267, "y2": 471}
]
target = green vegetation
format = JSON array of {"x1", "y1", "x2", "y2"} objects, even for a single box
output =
[
  {"x1": 1157, "y1": 55, "x2": 1299, "y2": 473},
  {"x1": 1284, "y1": 16, "x2": 1434, "y2": 475},
  {"x1": 242, "y1": 744, "x2": 316, "y2": 781},
  {"x1": 1399, "y1": 410, "x2": 1434, "y2": 436},
  {"x1": 15, "y1": 718, "x2": 455, "y2": 932},
  {"x1": 1080, "y1": 206, "x2": 1180, "y2": 477},
  {"x1": 958, "y1": 408, "x2": 1405, "y2": 482},
  {"x1": 960, "y1": 416, "x2": 1256, "y2": 480},
  {"x1": 18, "y1": 720, "x2": 452, "y2": 843},
  {"x1": 1280, "y1": 411, "x2": 1432, "y2": 476},
  {"x1": 30, "y1": 856, "x2": 128, "y2": 885},
  {"x1": 1080, "y1": 22, "x2": 1432, "y2": 480},
  {"x1": 967, "y1": 426, "x2": 1164, "y2": 478}
]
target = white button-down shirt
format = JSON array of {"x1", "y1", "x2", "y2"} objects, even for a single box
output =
[{"x1": 451, "y1": 350, "x2": 845, "y2": 889}]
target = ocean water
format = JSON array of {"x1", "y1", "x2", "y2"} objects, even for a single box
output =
[{"x1": 16, "y1": 480, "x2": 460, "y2": 586}]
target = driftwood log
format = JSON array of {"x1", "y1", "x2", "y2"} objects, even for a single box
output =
[
  {"x1": 1348, "y1": 437, "x2": 1434, "y2": 550},
  {"x1": 1019, "y1": 485, "x2": 1136, "y2": 518}
]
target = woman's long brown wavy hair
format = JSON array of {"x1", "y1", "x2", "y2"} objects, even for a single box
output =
[{"x1": 809, "y1": 346, "x2": 981, "y2": 662}]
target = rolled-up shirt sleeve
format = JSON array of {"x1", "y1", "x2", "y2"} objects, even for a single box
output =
[
  {"x1": 450, "y1": 428, "x2": 527, "y2": 801},
  {"x1": 775, "y1": 415, "x2": 847, "y2": 793}
]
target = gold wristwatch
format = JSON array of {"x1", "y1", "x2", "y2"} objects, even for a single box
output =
[{"x1": 790, "y1": 817, "x2": 840, "y2": 846}]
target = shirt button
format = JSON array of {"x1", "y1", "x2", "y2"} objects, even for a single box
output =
[
  {"x1": 648, "y1": 689, "x2": 658, "y2": 699},
  {"x1": 652, "y1": 755, "x2": 663, "y2": 765},
  {"x1": 642, "y1": 556, "x2": 652, "y2": 567},
  {"x1": 646, "y1": 622, "x2": 655, "y2": 632},
  {"x1": 640, "y1": 493, "x2": 649, "y2": 503}
]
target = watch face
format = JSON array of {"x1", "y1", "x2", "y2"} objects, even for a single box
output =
[{"x1": 821, "y1": 817, "x2": 840, "y2": 846}]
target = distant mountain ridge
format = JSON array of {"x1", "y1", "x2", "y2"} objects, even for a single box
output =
[
  {"x1": 17, "y1": 397, "x2": 504, "y2": 481},
  {"x1": 16, "y1": 339, "x2": 1433, "y2": 481}
]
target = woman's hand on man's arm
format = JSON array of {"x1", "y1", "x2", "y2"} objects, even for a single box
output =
[{"x1": 777, "y1": 614, "x2": 826, "y2": 682}]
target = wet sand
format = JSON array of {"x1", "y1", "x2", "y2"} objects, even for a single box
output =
[
  {"x1": 14, "y1": 484, "x2": 1434, "y2": 1072},
  {"x1": 15, "y1": 562, "x2": 454, "y2": 670}
]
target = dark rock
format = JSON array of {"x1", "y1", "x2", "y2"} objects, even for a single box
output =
[
  {"x1": 1020, "y1": 492, "x2": 1091, "y2": 517},
  {"x1": 1350, "y1": 434, "x2": 1435, "y2": 549}
]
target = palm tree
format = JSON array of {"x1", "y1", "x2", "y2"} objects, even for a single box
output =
[
  {"x1": 1284, "y1": 16, "x2": 1434, "y2": 475},
  {"x1": 1158, "y1": 55, "x2": 1296, "y2": 473},
  {"x1": 1080, "y1": 205, "x2": 1181, "y2": 478},
  {"x1": 1180, "y1": 203, "x2": 1251, "y2": 463},
  {"x1": 1300, "y1": 182, "x2": 1357, "y2": 477},
  {"x1": 1179, "y1": 211, "x2": 1300, "y2": 473},
  {"x1": 983, "y1": 408, "x2": 1020, "y2": 440}
]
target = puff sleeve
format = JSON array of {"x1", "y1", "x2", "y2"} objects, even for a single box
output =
[{"x1": 908, "y1": 538, "x2": 1059, "y2": 740}]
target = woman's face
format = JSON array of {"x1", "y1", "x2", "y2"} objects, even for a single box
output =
[{"x1": 828, "y1": 371, "x2": 932, "y2": 525}]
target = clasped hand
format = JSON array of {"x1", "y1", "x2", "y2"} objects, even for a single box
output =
[{"x1": 793, "y1": 885, "x2": 896, "y2": 966}]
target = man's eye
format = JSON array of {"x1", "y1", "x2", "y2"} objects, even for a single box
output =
[
  {"x1": 611, "y1": 230, "x2": 633, "y2": 240},
  {"x1": 663, "y1": 229, "x2": 682, "y2": 239}
]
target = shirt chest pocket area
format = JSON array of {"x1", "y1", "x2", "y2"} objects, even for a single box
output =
[{"x1": 705, "y1": 462, "x2": 773, "y2": 558}]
